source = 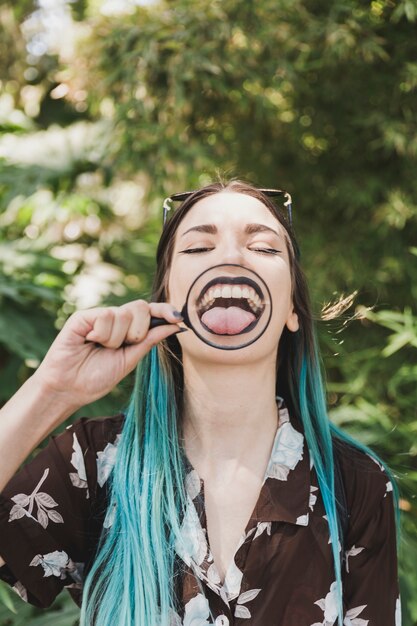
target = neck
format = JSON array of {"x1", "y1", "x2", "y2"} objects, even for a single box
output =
[{"x1": 180, "y1": 355, "x2": 279, "y2": 480}]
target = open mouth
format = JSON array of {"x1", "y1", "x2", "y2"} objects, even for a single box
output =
[{"x1": 195, "y1": 276, "x2": 265, "y2": 335}]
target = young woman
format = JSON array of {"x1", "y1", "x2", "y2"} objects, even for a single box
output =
[{"x1": 0, "y1": 180, "x2": 401, "y2": 625}]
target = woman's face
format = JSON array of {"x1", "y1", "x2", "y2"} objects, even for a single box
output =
[{"x1": 167, "y1": 191, "x2": 299, "y2": 364}]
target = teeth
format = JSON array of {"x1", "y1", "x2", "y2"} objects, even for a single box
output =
[
  {"x1": 199, "y1": 283, "x2": 263, "y2": 313},
  {"x1": 250, "y1": 293, "x2": 260, "y2": 308},
  {"x1": 221, "y1": 285, "x2": 232, "y2": 298}
]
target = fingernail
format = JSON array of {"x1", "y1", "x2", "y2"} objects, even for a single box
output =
[
  {"x1": 173, "y1": 310, "x2": 183, "y2": 319},
  {"x1": 173, "y1": 327, "x2": 188, "y2": 334}
]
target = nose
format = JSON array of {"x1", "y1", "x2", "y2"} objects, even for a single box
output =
[{"x1": 219, "y1": 237, "x2": 246, "y2": 265}]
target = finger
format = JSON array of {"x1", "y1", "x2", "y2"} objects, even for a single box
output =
[
  {"x1": 84, "y1": 308, "x2": 117, "y2": 345},
  {"x1": 123, "y1": 301, "x2": 183, "y2": 344},
  {"x1": 58, "y1": 308, "x2": 109, "y2": 347},
  {"x1": 148, "y1": 302, "x2": 184, "y2": 324},
  {"x1": 101, "y1": 307, "x2": 134, "y2": 349},
  {"x1": 120, "y1": 300, "x2": 152, "y2": 344},
  {"x1": 122, "y1": 323, "x2": 184, "y2": 372}
]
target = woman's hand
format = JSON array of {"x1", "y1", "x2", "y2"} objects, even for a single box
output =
[{"x1": 32, "y1": 300, "x2": 183, "y2": 409}]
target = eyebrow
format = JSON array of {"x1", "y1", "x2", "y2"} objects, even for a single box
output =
[{"x1": 180, "y1": 223, "x2": 282, "y2": 239}]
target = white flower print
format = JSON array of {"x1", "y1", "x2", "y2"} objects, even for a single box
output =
[
  {"x1": 244, "y1": 526, "x2": 257, "y2": 541},
  {"x1": 68, "y1": 561, "x2": 84, "y2": 584},
  {"x1": 103, "y1": 501, "x2": 117, "y2": 529},
  {"x1": 223, "y1": 559, "x2": 244, "y2": 600},
  {"x1": 344, "y1": 545, "x2": 365, "y2": 573},
  {"x1": 63, "y1": 561, "x2": 85, "y2": 591},
  {"x1": 385, "y1": 480, "x2": 393, "y2": 497},
  {"x1": 264, "y1": 422, "x2": 304, "y2": 481},
  {"x1": 343, "y1": 604, "x2": 368, "y2": 625},
  {"x1": 30, "y1": 550, "x2": 75, "y2": 579},
  {"x1": 181, "y1": 593, "x2": 230, "y2": 626},
  {"x1": 186, "y1": 470, "x2": 201, "y2": 500},
  {"x1": 169, "y1": 608, "x2": 183, "y2": 626},
  {"x1": 323, "y1": 515, "x2": 342, "y2": 553},
  {"x1": 207, "y1": 563, "x2": 221, "y2": 586},
  {"x1": 96, "y1": 434, "x2": 121, "y2": 488},
  {"x1": 175, "y1": 497, "x2": 208, "y2": 567},
  {"x1": 69, "y1": 433, "x2": 89, "y2": 498},
  {"x1": 219, "y1": 585, "x2": 229, "y2": 606},
  {"x1": 395, "y1": 595, "x2": 402, "y2": 626},
  {"x1": 309, "y1": 485, "x2": 319, "y2": 511},
  {"x1": 366, "y1": 453, "x2": 384, "y2": 471},
  {"x1": 8, "y1": 468, "x2": 63, "y2": 528},
  {"x1": 234, "y1": 588, "x2": 261, "y2": 620},
  {"x1": 312, "y1": 582, "x2": 369, "y2": 626},
  {"x1": 253, "y1": 521, "x2": 272, "y2": 540},
  {"x1": 296, "y1": 513, "x2": 309, "y2": 526},
  {"x1": 182, "y1": 593, "x2": 212, "y2": 626},
  {"x1": 312, "y1": 580, "x2": 339, "y2": 625},
  {"x1": 12, "y1": 581, "x2": 28, "y2": 602}
]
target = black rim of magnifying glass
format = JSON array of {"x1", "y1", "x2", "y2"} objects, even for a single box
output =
[{"x1": 182, "y1": 263, "x2": 273, "y2": 351}]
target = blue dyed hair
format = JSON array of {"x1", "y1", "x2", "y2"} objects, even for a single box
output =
[{"x1": 80, "y1": 180, "x2": 401, "y2": 626}]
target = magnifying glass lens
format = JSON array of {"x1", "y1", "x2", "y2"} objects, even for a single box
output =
[
  {"x1": 150, "y1": 264, "x2": 273, "y2": 351},
  {"x1": 184, "y1": 264, "x2": 272, "y2": 350}
]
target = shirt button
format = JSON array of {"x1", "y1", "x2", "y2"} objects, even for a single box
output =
[{"x1": 215, "y1": 617, "x2": 229, "y2": 626}]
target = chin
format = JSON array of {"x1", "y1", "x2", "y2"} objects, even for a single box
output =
[{"x1": 179, "y1": 335, "x2": 279, "y2": 366}]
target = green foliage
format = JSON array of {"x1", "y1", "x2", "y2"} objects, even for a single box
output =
[
  {"x1": 0, "y1": 585, "x2": 80, "y2": 625},
  {"x1": 0, "y1": 0, "x2": 416, "y2": 623}
]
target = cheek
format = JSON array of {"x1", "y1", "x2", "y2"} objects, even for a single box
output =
[
  {"x1": 269, "y1": 273, "x2": 293, "y2": 316},
  {"x1": 167, "y1": 263, "x2": 188, "y2": 306}
]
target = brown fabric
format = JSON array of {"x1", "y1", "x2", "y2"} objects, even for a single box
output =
[{"x1": 0, "y1": 399, "x2": 401, "y2": 625}]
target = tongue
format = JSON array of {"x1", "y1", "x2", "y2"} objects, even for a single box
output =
[{"x1": 200, "y1": 306, "x2": 256, "y2": 335}]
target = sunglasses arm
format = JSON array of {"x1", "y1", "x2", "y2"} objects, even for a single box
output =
[
  {"x1": 283, "y1": 192, "x2": 293, "y2": 227},
  {"x1": 162, "y1": 197, "x2": 173, "y2": 225}
]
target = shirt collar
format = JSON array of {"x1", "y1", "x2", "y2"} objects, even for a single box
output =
[
  {"x1": 177, "y1": 397, "x2": 312, "y2": 605},
  {"x1": 182, "y1": 396, "x2": 312, "y2": 527},
  {"x1": 253, "y1": 396, "x2": 312, "y2": 526}
]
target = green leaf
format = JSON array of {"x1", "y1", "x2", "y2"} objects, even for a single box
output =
[{"x1": 0, "y1": 581, "x2": 16, "y2": 613}]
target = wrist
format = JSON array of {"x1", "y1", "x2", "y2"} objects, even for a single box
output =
[{"x1": 26, "y1": 372, "x2": 81, "y2": 428}]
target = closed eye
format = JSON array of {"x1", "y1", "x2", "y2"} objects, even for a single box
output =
[
  {"x1": 251, "y1": 248, "x2": 281, "y2": 255},
  {"x1": 179, "y1": 247, "x2": 281, "y2": 255},
  {"x1": 179, "y1": 247, "x2": 214, "y2": 254}
]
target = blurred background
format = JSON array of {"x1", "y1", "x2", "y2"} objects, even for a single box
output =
[{"x1": 0, "y1": 0, "x2": 416, "y2": 623}]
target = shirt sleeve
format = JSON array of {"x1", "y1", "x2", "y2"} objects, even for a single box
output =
[
  {"x1": 0, "y1": 414, "x2": 124, "y2": 608},
  {"x1": 342, "y1": 459, "x2": 402, "y2": 626}
]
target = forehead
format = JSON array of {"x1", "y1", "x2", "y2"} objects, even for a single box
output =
[{"x1": 177, "y1": 191, "x2": 283, "y2": 233}]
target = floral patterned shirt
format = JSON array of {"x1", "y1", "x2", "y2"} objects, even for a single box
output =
[{"x1": 0, "y1": 397, "x2": 401, "y2": 625}]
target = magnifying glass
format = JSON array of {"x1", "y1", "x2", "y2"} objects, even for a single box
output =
[{"x1": 150, "y1": 263, "x2": 273, "y2": 350}]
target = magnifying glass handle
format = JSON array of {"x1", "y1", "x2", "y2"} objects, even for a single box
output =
[
  {"x1": 149, "y1": 304, "x2": 189, "y2": 329},
  {"x1": 149, "y1": 316, "x2": 172, "y2": 329}
]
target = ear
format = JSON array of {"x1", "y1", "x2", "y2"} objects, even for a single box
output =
[{"x1": 286, "y1": 306, "x2": 299, "y2": 333}]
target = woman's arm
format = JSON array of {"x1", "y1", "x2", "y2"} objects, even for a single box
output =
[
  {"x1": 0, "y1": 301, "x2": 181, "y2": 491},
  {"x1": 0, "y1": 374, "x2": 79, "y2": 494},
  {"x1": 0, "y1": 300, "x2": 183, "y2": 567},
  {"x1": 0, "y1": 413, "x2": 124, "y2": 606},
  {"x1": 0, "y1": 376, "x2": 76, "y2": 569}
]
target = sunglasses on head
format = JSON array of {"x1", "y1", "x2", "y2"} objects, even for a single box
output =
[{"x1": 162, "y1": 188, "x2": 293, "y2": 229}]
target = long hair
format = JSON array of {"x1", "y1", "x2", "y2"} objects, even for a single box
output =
[{"x1": 80, "y1": 179, "x2": 401, "y2": 626}]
